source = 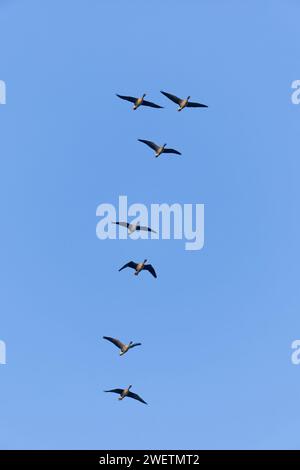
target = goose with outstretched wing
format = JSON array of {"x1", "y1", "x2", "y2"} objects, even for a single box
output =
[
  {"x1": 113, "y1": 221, "x2": 156, "y2": 234},
  {"x1": 116, "y1": 93, "x2": 163, "y2": 110},
  {"x1": 138, "y1": 139, "x2": 181, "y2": 158},
  {"x1": 119, "y1": 259, "x2": 157, "y2": 278},
  {"x1": 104, "y1": 385, "x2": 148, "y2": 404},
  {"x1": 160, "y1": 90, "x2": 208, "y2": 111},
  {"x1": 103, "y1": 336, "x2": 142, "y2": 356}
]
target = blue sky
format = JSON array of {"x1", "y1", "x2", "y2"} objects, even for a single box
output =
[{"x1": 0, "y1": 0, "x2": 300, "y2": 450}]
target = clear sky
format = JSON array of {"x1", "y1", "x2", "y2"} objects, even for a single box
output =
[{"x1": 0, "y1": 0, "x2": 300, "y2": 450}]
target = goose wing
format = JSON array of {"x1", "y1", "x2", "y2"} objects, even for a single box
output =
[
  {"x1": 130, "y1": 342, "x2": 142, "y2": 349},
  {"x1": 127, "y1": 391, "x2": 148, "y2": 404},
  {"x1": 104, "y1": 388, "x2": 124, "y2": 395},
  {"x1": 160, "y1": 91, "x2": 182, "y2": 105},
  {"x1": 103, "y1": 336, "x2": 125, "y2": 350},
  {"x1": 163, "y1": 147, "x2": 181, "y2": 155},
  {"x1": 113, "y1": 221, "x2": 130, "y2": 229},
  {"x1": 143, "y1": 264, "x2": 157, "y2": 278},
  {"x1": 116, "y1": 94, "x2": 137, "y2": 103},
  {"x1": 138, "y1": 139, "x2": 160, "y2": 151},
  {"x1": 119, "y1": 261, "x2": 138, "y2": 272},
  {"x1": 137, "y1": 225, "x2": 157, "y2": 233},
  {"x1": 186, "y1": 101, "x2": 208, "y2": 108},
  {"x1": 141, "y1": 99, "x2": 163, "y2": 109}
]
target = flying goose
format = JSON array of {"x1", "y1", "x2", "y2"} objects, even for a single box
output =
[
  {"x1": 119, "y1": 259, "x2": 157, "y2": 278},
  {"x1": 138, "y1": 139, "x2": 181, "y2": 158},
  {"x1": 116, "y1": 93, "x2": 163, "y2": 110},
  {"x1": 104, "y1": 385, "x2": 147, "y2": 404},
  {"x1": 103, "y1": 336, "x2": 141, "y2": 356},
  {"x1": 160, "y1": 91, "x2": 208, "y2": 111},
  {"x1": 113, "y1": 221, "x2": 156, "y2": 234}
]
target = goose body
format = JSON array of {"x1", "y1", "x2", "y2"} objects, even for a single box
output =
[
  {"x1": 160, "y1": 90, "x2": 208, "y2": 111},
  {"x1": 138, "y1": 139, "x2": 181, "y2": 158},
  {"x1": 103, "y1": 336, "x2": 142, "y2": 356},
  {"x1": 134, "y1": 95, "x2": 145, "y2": 110},
  {"x1": 116, "y1": 93, "x2": 163, "y2": 110},
  {"x1": 104, "y1": 385, "x2": 148, "y2": 404},
  {"x1": 135, "y1": 261, "x2": 146, "y2": 274},
  {"x1": 119, "y1": 259, "x2": 157, "y2": 278}
]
